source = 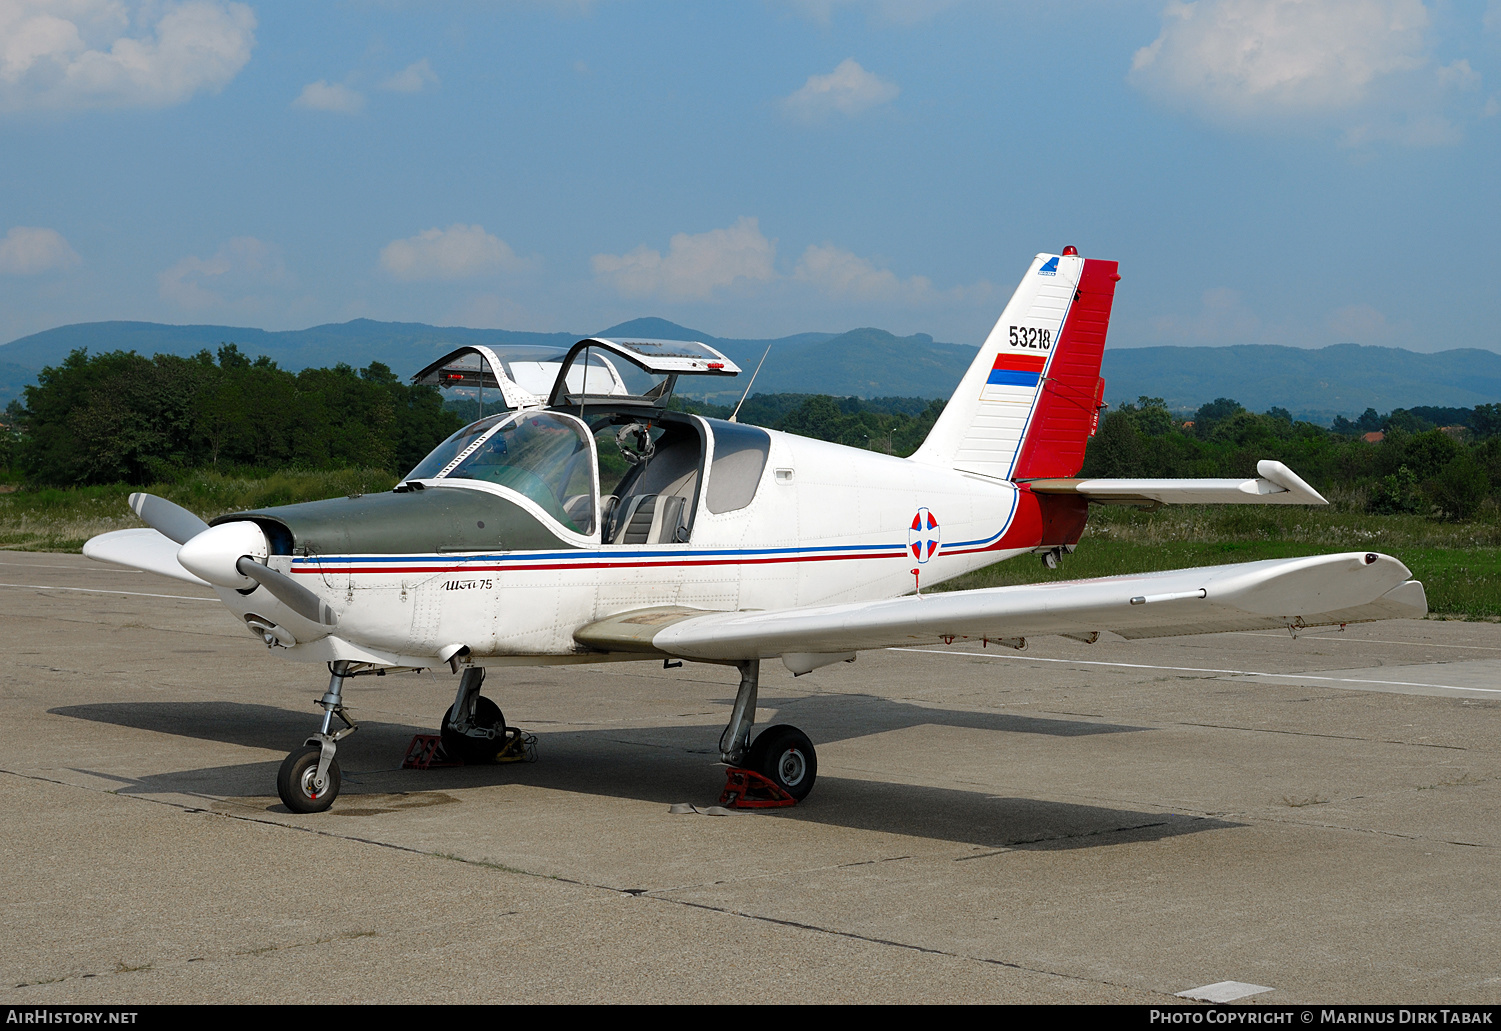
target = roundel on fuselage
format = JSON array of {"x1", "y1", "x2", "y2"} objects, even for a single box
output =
[{"x1": 908, "y1": 507, "x2": 940, "y2": 564}]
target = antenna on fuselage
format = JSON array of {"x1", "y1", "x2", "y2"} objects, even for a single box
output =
[{"x1": 728, "y1": 346, "x2": 771, "y2": 423}]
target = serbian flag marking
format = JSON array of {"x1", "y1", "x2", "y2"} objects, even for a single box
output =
[{"x1": 986, "y1": 352, "x2": 1047, "y2": 388}]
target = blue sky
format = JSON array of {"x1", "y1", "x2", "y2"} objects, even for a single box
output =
[{"x1": 1, "y1": 0, "x2": 1498, "y2": 353}]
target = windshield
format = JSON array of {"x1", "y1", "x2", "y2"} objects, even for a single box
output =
[
  {"x1": 403, "y1": 414, "x2": 511, "y2": 481},
  {"x1": 434, "y1": 412, "x2": 596, "y2": 533}
]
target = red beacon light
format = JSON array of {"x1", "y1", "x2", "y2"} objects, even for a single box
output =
[{"x1": 1061, "y1": 245, "x2": 1078, "y2": 256}]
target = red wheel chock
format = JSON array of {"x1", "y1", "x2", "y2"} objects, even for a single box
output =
[
  {"x1": 719, "y1": 767, "x2": 797, "y2": 809},
  {"x1": 402, "y1": 734, "x2": 460, "y2": 770}
]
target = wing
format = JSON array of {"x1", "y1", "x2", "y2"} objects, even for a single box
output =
[
  {"x1": 1027, "y1": 460, "x2": 1327, "y2": 506},
  {"x1": 576, "y1": 552, "x2": 1424, "y2": 667},
  {"x1": 82, "y1": 528, "x2": 210, "y2": 586}
]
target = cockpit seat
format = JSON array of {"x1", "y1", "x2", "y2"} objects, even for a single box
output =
[
  {"x1": 611, "y1": 493, "x2": 688, "y2": 544},
  {"x1": 563, "y1": 493, "x2": 594, "y2": 529}
]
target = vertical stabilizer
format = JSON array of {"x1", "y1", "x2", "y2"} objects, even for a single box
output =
[{"x1": 911, "y1": 251, "x2": 1119, "y2": 480}]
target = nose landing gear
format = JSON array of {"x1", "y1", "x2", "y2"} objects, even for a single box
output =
[{"x1": 277, "y1": 661, "x2": 359, "y2": 814}]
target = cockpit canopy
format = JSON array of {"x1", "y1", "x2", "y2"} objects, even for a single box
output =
[
  {"x1": 404, "y1": 411, "x2": 597, "y2": 534},
  {"x1": 412, "y1": 337, "x2": 740, "y2": 414},
  {"x1": 406, "y1": 338, "x2": 750, "y2": 542}
]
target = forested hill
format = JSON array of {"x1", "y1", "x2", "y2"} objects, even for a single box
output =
[
  {"x1": 1100, "y1": 344, "x2": 1501, "y2": 420},
  {"x1": 6, "y1": 318, "x2": 1501, "y2": 418},
  {"x1": 0, "y1": 317, "x2": 976, "y2": 407}
]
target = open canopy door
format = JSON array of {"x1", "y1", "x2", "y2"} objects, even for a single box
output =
[
  {"x1": 547, "y1": 337, "x2": 740, "y2": 408},
  {"x1": 411, "y1": 345, "x2": 546, "y2": 411}
]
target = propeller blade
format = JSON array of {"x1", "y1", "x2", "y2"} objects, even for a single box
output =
[
  {"x1": 129, "y1": 492, "x2": 209, "y2": 545},
  {"x1": 235, "y1": 557, "x2": 338, "y2": 627}
]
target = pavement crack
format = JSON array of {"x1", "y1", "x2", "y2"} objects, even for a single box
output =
[
  {"x1": 11, "y1": 932, "x2": 378, "y2": 990},
  {"x1": 836, "y1": 854, "x2": 915, "y2": 868},
  {"x1": 640, "y1": 894, "x2": 1182, "y2": 999},
  {"x1": 1088, "y1": 792, "x2": 1499, "y2": 850},
  {"x1": 1172, "y1": 720, "x2": 1467, "y2": 750},
  {"x1": 235, "y1": 930, "x2": 378, "y2": 957}
]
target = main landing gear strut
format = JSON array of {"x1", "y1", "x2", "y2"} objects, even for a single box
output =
[
  {"x1": 441, "y1": 667, "x2": 532, "y2": 764},
  {"x1": 719, "y1": 659, "x2": 818, "y2": 802}
]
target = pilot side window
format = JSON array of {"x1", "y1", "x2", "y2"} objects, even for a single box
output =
[{"x1": 704, "y1": 420, "x2": 770, "y2": 514}]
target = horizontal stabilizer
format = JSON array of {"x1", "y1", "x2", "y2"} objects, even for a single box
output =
[
  {"x1": 83, "y1": 528, "x2": 210, "y2": 586},
  {"x1": 1027, "y1": 460, "x2": 1327, "y2": 507},
  {"x1": 639, "y1": 552, "x2": 1422, "y2": 662}
]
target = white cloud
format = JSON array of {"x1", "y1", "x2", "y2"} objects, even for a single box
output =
[
  {"x1": 380, "y1": 224, "x2": 527, "y2": 281},
  {"x1": 1130, "y1": 1, "x2": 1494, "y2": 147},
  {"x1": 1148, "y1": 287, "x2": 1263, "y2": 344},
  {"x1": 783, "y1": 58, "x2": 898, "y2": 120},
  {"x1": 381, "y1": 58, "x2": 438, "y2": 94},
  {"x1": 793, "y1": 243, "x2": 930, "y2": 301},
  {"x1": 158, "y1": 236, "x2": 286, "y2": 310},
  {"x1": 0, "y1": 226, "x2": 80, "y2": 274},
  {"x1": 293, "y1": 79, "x2": 364, "y2": 114},
  {"x1": 1132, "y1": 0, "x2": 1431, "y2": 115},
  {"x1": 592, "y1": 217, "x2": 777, "y2": 300},
  {"x1": 0, "y1": 0, "x2": 255, "y2": 113},
  {"x1": 792, "y1": 242, "x2": 995, "y2": 308}
]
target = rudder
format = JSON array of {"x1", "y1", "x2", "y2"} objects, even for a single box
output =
[{"x1": 912, "y1": 250, "x2": 1119, "y2": 481}]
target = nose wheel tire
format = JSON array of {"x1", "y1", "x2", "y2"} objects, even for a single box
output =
[
  {"x1": 277, "y1": 744, "x2": 341, "y2": 813},
  {"x1": 745, "y1": 724, "x2": 817, "y2": 801}
]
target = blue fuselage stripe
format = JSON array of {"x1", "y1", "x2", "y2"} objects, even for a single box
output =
[{"x1": 292, "y1": 529, "x2": 1009, "y2": 568}]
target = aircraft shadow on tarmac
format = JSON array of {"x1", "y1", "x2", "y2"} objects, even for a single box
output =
[{"x1": 50, "y1": 699, "x2": 1237, "y2": 850}]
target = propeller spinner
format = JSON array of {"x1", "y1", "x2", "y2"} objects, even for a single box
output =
[{"x1": 129, "y1": 494, "x2": 337, "y2": 628}]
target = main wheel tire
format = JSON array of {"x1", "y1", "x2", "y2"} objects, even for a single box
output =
[
  {"x1": 441, "y1": 695, "x2": 506, "y2": 764},
  {"x1": 745, "y1": 724, "x2": 817, "y2": 801},
  {"x1": 277, "y1": 744, "x2": 341, "y2": 813}
]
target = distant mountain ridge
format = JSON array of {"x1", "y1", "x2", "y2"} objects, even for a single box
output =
[
  {"x1": 0, "y1": 316, "x2": 965, "y2": 406},
  {"x1": 1098, "y1": 344, "x2": 1501, "y2": 420},
  {"x1": 4, "y1": 318, "x2": 1501, "y2": 420}
]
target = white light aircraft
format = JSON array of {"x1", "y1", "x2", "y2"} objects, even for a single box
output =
[{"x1": 84, "y1": 249, "x2": 1427, "y2": 813}]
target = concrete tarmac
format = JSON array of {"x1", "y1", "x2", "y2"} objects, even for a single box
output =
[{"x1": 1, "y1": 549, "x2": 1498, "y2": 1004}]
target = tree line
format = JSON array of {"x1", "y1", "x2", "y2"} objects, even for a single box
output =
[
  {"x1": 1084, "y1": 397, "x2": 1501, "y2": 520},
  {"x1": 0, "y1": 346, "x2": 462, "y2": 485},
  {"x1": 4, "y1": 347, "x2": 1501, "y2": 522}
]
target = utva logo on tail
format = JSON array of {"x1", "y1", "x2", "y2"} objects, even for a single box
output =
[{"x1": 84, "y1": 248, "x2": 1427, "y2": 814}]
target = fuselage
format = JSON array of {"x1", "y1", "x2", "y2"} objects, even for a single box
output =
[{"x1": 206, "y1": 410, "x2": 1086, "y2": 668}]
